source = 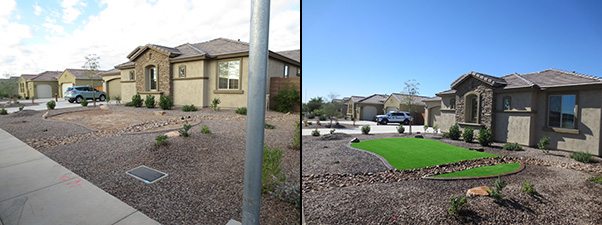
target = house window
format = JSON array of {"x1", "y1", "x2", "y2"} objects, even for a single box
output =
[
  {"x1": 548, "y1": 95, "x2": 576, "y2": 129},
  {"x1": 145, "y1": 66, "x2": 157, "y2": 90},
  {"x1": 129, "y1": 70, "x2": 135, "y2": 80},
  {"x1": 450, "y1": 98, "x2": 456, "y2": 109},
  {"x1": 178, "y1": 65, "x2": 186, "y2": 78},
  {"x1": 283, "y1": 65, "x2": 289, "y2": 78},
  {"x1": 218, "y1": 59, "x2": 241, "y2": 90},
  {"x1": 465, "y1": 94, "x2": 478, "y2": 123},
  {"x1": 503, "y1": 96, "x2": 511, "y2": 110},
  {"x1": 296, "y1": 68, "x2": 301, "y2": 77}
]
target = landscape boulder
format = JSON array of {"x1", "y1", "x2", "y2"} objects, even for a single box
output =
[
  {"x1": 42, "y1": 111, "x2": 48, "y2": 119},
  {"x1": 351, "y1": 137, "x2": 360, "y2": 143},
  {"x1": 100, "y1": 105, "x2": 109, "y2": 110},
  {"x1": 466, "y1": 186, "x2": 491, "y2": 197},
  {"x1": 154, "y1": 111, "x2": 166, "y2": 116},
  {"x1": 165, "y1": 131, "x2": 180, "y2": 138}
]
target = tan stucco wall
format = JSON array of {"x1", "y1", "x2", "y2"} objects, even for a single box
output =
[
  {"x1": 424, "y1": 100, "x2": 441, "y2": 127},
  {"x1": 121, "y1": 82, "x2": 137, "y2": 102},
  {"x1": 205, "y1": 57, "x2": 249, "y2": 108},
  {"x1": 495, "y1": 91, "x2": 533, "y2": 111},
  {"x1": 172, "y1": 61, "x2": 204, "y2": 79},
  {"x1": 172, "y1": 79, "x2": 205, "y2": 106},
  {"x1": 494, "y1": 113, "x2": 532, "y2": 145},
  {"x1": 102, "y1": 75, "x2": 121, "y2": 99},
  {"x1": 18, "y1": 77, "x2": 31, "y2": 98},
  {"x1": 438, "y1": 111, "x2": 456, "y2": 132},
  {"x1": 57, "y1": 71, "x2": 76, "y2": 98},
  {"x1": 383, "y1": 97, "x2": 400, "y2": 113}
]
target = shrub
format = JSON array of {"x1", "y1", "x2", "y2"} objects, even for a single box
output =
[
  {"x1": 265, "y1": 123, "x2": 275, "y2": 129},
  {"x1": 159, "y1": 95, "x2": 173, "y2": 110},
  {"x1": 449, "y1": 124, "x2": 462, "y2": 140},
  {"x1": 144, "y1": 95, "x2": 156, "y2": 108},
  {"x1": 80, "y1": 100, "x2": 88, "y2": 107},
  {"x1": 272, "y1": 182, "x2": 300, "y2": 209},
  {"x1": 311, "y1": 128, "x2": 320, "y2": 136},
  {"x1": 0, "y1": 108, "x2": 7, "y2": 115},
  {"x1": 18, "y1": 106, "x2": 24, "y2": 111},
  {"x1": 423, "y1": 125, "x2": 429, "y2": 132},
  {"x1": 361, "y1": 125, "x2": 370, "y2": 135},
  {"x1": 274, "y1": 86, "x2": 300, "y2": 113},
  {"x1": 442, "y1": 132, "x2": 450, "y2": 138},
  {"x1": 210, "y1": 98, "x2": 220, "y2": 111},
  {"x1": 182, "y1": 104, "x2": 198, "y2": 112},
  {"x1": 433, "y1": 125, "x2": 439, "y2": 134},
  {"x1": 235, "y1": 107, "x2": 247, "y2": 115},
  {"x1": 488, "y1": 177, "x2": 507, "y2": 201},
  {"x1": 262, "y1": 146, "x2": 286, "y2": 193},
  {"x1": 521, "y1": 180, "x2": 537, "y2": 196},
  {"x1": 538, "y1": 136, "x2": 550, "y2": 154},
  {"x1": 131, "y1": 94, "x2": 143, "y2": 107},
  {"x1": 155, "y1": 135, "x2": 168, "y2": 146},
  {"x1": 590, "y1": 176, "x2": 602, "y2": 184},
  {"x1": 291, "y1": 122, "x2": 300, "y2": 150},
  {"x1": 571, "y1": 151, "x2": 593, "y2": 163},
  {"x1": 46, "y1": 100, "x2": 56, "y2": 110},
  {"x1": 306, "y1": 112, "x2": 315, "y2": 119},
  {"x1": 478, "y1": 128, "x2": 493, "y2": 146},
  {"x1": 397, "y1": 125, "x2": 405, "y2": 134},
  {"x1": 448, "y1": 195, "x2": 467, "y2": 216},
  {"x1": 502, "y1": 143, "x2": 523, "y2": 151},
  {"x1": 179, "y1": 124, "x2": 192, "y2": 137},
  {"x1": 329, "y1": 129, "x2": 335, "y2": 134},
  {"x1": 124, "y1": 101, "x2": 135, "y2": 107},
  {"x1": 318, "y1": 115, "x2": 327, "y2": 121},
  {"x1": 462, "y1": 128, "x2": 474, "y2": 143},
  {"x1": 200, "y1": 125, "x2": 211, "y2": 134}
]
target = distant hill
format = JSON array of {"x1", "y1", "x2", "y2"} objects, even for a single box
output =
[{"x1": 0, "y1": 77, "x2": 19, "y2": 98}]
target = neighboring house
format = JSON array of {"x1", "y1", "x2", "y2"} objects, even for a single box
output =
[
  {"x1": 18, "y1": 74, "x2": 37, "y2": 99},
  {"x1": 331, "y1": 97, "x2": 348, "y2": 117},
  {"x1": 355, "y1": 94, "x2": 389, "y2": 121},
  {"x1": 345, "y1": 96, "x2": 365, "y2": 119},
  {"x1": 383, "y1": 93, "x2": 430, "y2": 125},
  {"x1": 425, "y1": 69, "x2": 602, "y2": 156},
  {"x1": 423, "y1": 96, "x2": 442, "y2": 127},
  {"x1": 58, "y1": 69, "x2": 104, "y2": 97},
  {"x1": 114, "y1": 38, "x2": 300, "y2": 107},
  {"x1": 276, "y1": 49, "x2": 301, "y2": 77},
  {"x1": 100, "y1": 69, "x2": 122, "y2": 100}
]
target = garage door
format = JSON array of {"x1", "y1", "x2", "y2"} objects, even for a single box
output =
[
  {"x1": 61, "y1": 83, "x2": 73, "y2": 97},
  {"x1": 385, "y1": 107, "x2": 398, "y2": 113},
  {"x1": 361, "y1": 106, "x2": 378, "y2": 121},
  {"x1": 36, "y1": 84, "x2": 52, "y2": 98},
  {"x1": 107, "y1": 79, "x2": 121, "y2": 99}
]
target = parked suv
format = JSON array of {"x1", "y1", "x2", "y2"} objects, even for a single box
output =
[
  {"x1": 376, "y1": 111, "x2": 413, "y2": 125},
  {"x1": 64, "y1": 86, "x2": 107, "y2": 103}
]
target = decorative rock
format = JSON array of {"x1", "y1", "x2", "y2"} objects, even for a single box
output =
[
  {"x1": 466, "y1": 186, "x2": 491, "y2": 197},
  {"x1": 351, "y1": 138, "x2": 360, "y2": 143},
  {"x1": 165, "y1": 131, "x2": 180, "y2": 138},
  {"x1": 42, "y1": 111, "x2": 48, "y2": 119},
  {"x1": 154, "y1": 111, "x2": 166, "y2": 116},
  {"x1": 100, "y1": 105, "x2": 109, "y2": 110}
]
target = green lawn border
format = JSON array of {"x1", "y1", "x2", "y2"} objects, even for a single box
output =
[{"x1": 423, "y1": 162, "x2": 525, "y2": 180}]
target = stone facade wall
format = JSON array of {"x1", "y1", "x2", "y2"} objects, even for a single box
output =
[
  {"x1": 133, "y1": 48, "x2": 171, "y2": 96},
  {"x1": 454, "y1": 77, "x2": 495, "y2": 129}
]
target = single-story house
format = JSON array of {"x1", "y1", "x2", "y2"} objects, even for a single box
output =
[
  {"x1": 345, "y1": 96, "x2": 365, "y2": 119},
  {"x1": 276, "y1": 49, "x2": 301, "y2": 77},
  {"x1": 100, "y1": 69, "x2": 122, "y2": 100},
  {"x1": 18, "y1": 74, "x2": 37, "y2": 99},
  {"x1": 425, "y1": 69, "x2": 602, "y2": 156},
  {"x1": 383, "y1": 93, "x2": 430, "y2": 125},
  {"x1": 423, "y1": 96, "x2": 442, "y2": 127},
  {"x1": 58, "y1": 69, "x2": 104, "y2": 98},
  {"x1": 354, "y1": 94, "x2": 389, "y2": 121},
  {"x1": 18, "y1": 71, "x2": 62, "y2": 99},
  {"x1": 114, "y1": 38, "x2": 300, "y2": 107}
]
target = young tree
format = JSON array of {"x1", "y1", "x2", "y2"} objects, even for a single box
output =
[
  {"x1": 83, "y1": 54, "x2": 101, "y2": 107},
  {"x1": 306, "y1": 97, "x2": 324, "y2": 113},
  {"x1": 402, "y1": 79, "x2": 420, "y2": 134}
]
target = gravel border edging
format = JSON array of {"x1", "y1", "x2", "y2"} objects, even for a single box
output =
[
  {"x1": 121, "y1": 120, "x2": 204, "y2": 136},
  {"x1": 346, "y1": 142, "x2": 394, "y2": 170},
  {"x1": 422, "y1": 161, "x2": 526, "y2": 180}
]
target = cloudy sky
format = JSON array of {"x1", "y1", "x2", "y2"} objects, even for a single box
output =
[{"x1": 0, "y1": 0, "x2": 300, "y2": 78}]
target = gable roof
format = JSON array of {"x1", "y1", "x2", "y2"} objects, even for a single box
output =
[
  {"x1": 451, "y1": 71, "x2": 507, "y2": 89},
  {"x1": 423, "y1": 96, "x2": 442, "y2": 102},
  {"x1": 357, "y1": 94, "x2": 389, "y2": 104},
  {"x1": 99, "y1": 68, "x2": 120, "y2": 76},
  {"x1": 20, "y1": 74, "x2": 37, "y2": 80},
  {"x1": 348, "y1": 96, "x2": 365, "y2": 103},
  {"x1": 31, "y1": 71, "x2": 62, "y2": 81},
  {"x1": 64, "y1": 69, "x2": 103, "y2": 80},
  {"x1": 389, "y1": 93, "x2": 430, "y2": 106},
  {"x1": 514, "y1": 69, "x2": 602, "y2": 88},
  {"x1": 277, "y1": 49, "x2": 300, "y2": 63}
]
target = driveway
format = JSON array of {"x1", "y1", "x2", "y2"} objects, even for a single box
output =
[
  {"x1": 301, "y1": 120, "x2": 435, "y2": 136},
  {"x1": 1, "y1": 98, "x2": 115, "y2": 114}
]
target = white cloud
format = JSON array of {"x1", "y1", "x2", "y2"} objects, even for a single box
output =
[
  {"x1": 33, "y1": 2, "x2": 43, "y2": 16},
  {"x1": 61, "y1": 0, "x2": 85, "y2": 23},
  {"x1": 1, "y1": 0, "x2": 299, "y2": 77},
  {"x1": 0, "y1": 0, "x2": 33, "y2": 77}
]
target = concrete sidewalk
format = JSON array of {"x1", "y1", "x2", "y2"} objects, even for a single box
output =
[{"x1": 0, "y1": 128, "x2": 160, "y2": 225}]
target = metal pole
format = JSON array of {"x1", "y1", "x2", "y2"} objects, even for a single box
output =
[{"x1": 242, "y1": 0, "x2": 270, "y2": 224}]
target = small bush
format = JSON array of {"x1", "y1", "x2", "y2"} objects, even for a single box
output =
[
  {"x1": 262, "y1": 146, "x2": 286, "y2": 193},
  {"x1": 210, "y1": 98, "x2": 220, "y2": 111},
  {"x1": 397, "y1": 125, "x2": 405, "y2": 134},
  {"x1": 521, "y1": 180, "x2": 537, "y2": 196},
  {"x1": 503, "y1": 143, "x2": 523, "y2": 151},
  {"x1": 571, "y1": 151, "x2": 593, "y2": 163},
  {"x1": 311, "y1": 128, "x2": 320, "y2": 136},
  {"x1": 0, "y1": 108, "x2": 7, "y2": 115},
  {"x1": 144, "y1": 95, "x2": 156, "y2": 108},
  {"x1": 448, "y1": 195, "x2": 467, "y2": 216},
  {"x1": 488, "y1": 177, "x2": 507, "y2": 201},
  {"x1": 182, "y1": 104, "x2": 198, "y2": 112},
  {"x1": 179, "y1": 124, "x2": 192, "y2": 137},
  {"x1": 291, "y1": 122, "x2": 300, "y2": 150},
  {"x1": 449, "y1": 124, "x2": 462, "y2": 140},
  {"x1": 18, "y1": 106, "x2": 24, "y2": 111},
  {"x1": 424, "y1": 125, "x2": 429, "y2": 132},
  {"x1": 80, "y1": 100, "x2": 88, "y2": 107},
  {"x1": 124, "y1": 101, "x2": 135, "y2": 107},
  {"x1": 273, "y1": 86, "x2": 300, "y2": 113},
  {"x1": 538, "y1": 136, "x2": 550, "y2": 154},
  {"x1": 131, "y1": 94, "x2": 143, "y2": 107},
  {"x1": 265, "y1": 123, "x2": 276, "y2": 129},
  {"x1": 433, "y1": 125, "x2": 439, "y2": 133},
  {"x1": 306, "y1": 113, "x2": 315, "y2": 119},
  {"x1": 155, "y1": 135, "x2": 168, "y2": 146},
  {"x1": 442, "y1": 132, "x2": 450, "y2": 138},
  {"x1": 46, "y1": 100, "x2": 56, "y2": 110},
  {"x1": 272, "y1": 182, "x2": 300, "y2": 209},
  {"x1": 235, "y1": 107, "x2": 247, "y2": 115},
  {"x1": 361, "y1": 125, "x2": 370, "y2": 135},
  {"x1": 589, "y1": 176, "x2": 602, "y2": 184},
  {"x1": 462, "y1": 128, "x2": 474, "y2": 143},
  {"x1": 329, "y1": 129, "x2": 335, "y2": 134},
  {"x1": 200, "y1": 125, "x2": 211, "y2": 134},
  {"x1": 319, "y1": 115, "x2": 327, "y2": 121},
  {"x1": 478, "y1": 128, "x2": 493, "y2": 146},
  {"x1": 159, "y1": 95, "x2": 173, "y2": 110}
]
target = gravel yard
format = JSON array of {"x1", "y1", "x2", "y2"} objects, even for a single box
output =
[
  {"x1": 0, "y1": 105, "x2": 300, "y2": 224},
  {"x1": 302, "y1": 133, "x2": 602, "y2": 224}
]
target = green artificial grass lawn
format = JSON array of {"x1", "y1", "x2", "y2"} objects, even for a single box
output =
[
  {"x1": 433, "y1": 162, "x2": 521, "y2": 178},
  {"x1": 590, "y1": 176, "x2": 602, "y2": 184},
  {"x1": 350, "y1": 138, "x2": 496, "y2": 170}
]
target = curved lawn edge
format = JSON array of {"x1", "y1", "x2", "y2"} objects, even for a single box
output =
[
  {"x1": 423, "y1": 162, "x2": 525, "y2": 180},
  {"x1": 346, "y1": 142, "x2": 395, "y2": 170}
]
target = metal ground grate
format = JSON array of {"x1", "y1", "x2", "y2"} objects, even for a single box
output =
[{"x1": 126, "y1": 165, "x2": 168, "y2": 184}]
